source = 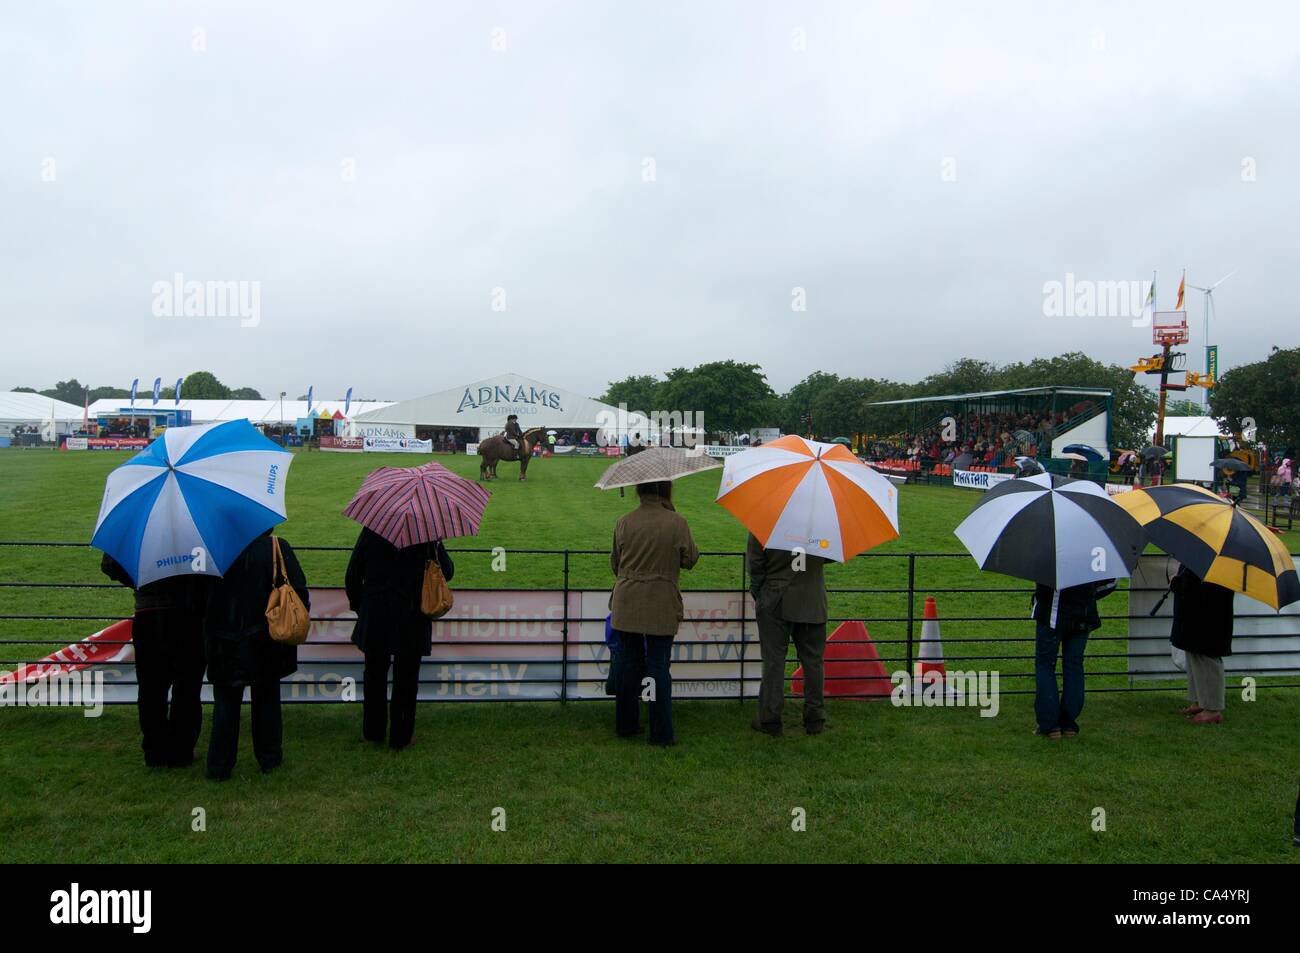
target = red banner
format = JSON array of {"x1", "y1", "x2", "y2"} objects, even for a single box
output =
[{"x1": 320, "y1": 436, "x2": 364, "y2": 452}]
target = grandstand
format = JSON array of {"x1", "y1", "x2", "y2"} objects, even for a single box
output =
[{"x1": 862, "y1": 385, "x2": 1113, "y2": 477}]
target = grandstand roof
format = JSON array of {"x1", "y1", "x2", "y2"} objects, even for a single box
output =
[{"x1": 864, "y1": 385, "x2": 1112, "y2": 407}]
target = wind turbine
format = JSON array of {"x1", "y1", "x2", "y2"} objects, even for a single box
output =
[{"x1": 1187, "y1": 269, "x2": 1237, "y2": 408}]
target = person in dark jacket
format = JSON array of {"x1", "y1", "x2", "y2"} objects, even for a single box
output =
[
  {"x1": 1031, "y1": 579, "x2": 1117, "y2": 739},
  {"x1": 203, "y1": 531, "x2": 309, "y2": 780},
  {"x1": 100, "y1": 555, "x2": 210, "y2": 767},
  {"x1": 608, "y1": 481, "x2": 699, "y2": 746},
  {"x1": 346, "y1": 527, "x2": 454, "y2": 749},
  {"x1": 748, "y1": 533, "x2": 831, "y2": 736},
  {"x1": 1170, "y1": 565, "x2": 1235, "y2": 724}
]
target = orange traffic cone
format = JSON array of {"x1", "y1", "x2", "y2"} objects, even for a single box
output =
[
  {"x1": 792, "y1": 621, "x2": 892, "y2": 699},
  {"x1": 914, "y1": 596, "x2": 947, "y2": 683}
]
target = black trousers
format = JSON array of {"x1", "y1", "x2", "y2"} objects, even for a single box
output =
[
  {"x1": 132, "y1": 607, "x2": 206, "y2": 767},
  {"x1": 363, "y1": 651, "x2": 422, "y2": 749},
  {"x1": 207, "y1": 681, "x2": 283, "y2": 778}
]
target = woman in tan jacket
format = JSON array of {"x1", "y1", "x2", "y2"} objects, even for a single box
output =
[{"x1": 609, "y1": 481, "x2": 699, "y2": 745}]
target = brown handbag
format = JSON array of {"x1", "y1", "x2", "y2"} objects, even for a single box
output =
[
  {"x1": 266, "y1": 536, "x2": 311, "y2": 645},
  {"x1": 420, "y1": 545, "x2": 454, "y2": 619}
]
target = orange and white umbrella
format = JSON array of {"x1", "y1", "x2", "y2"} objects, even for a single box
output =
[{"x1": 715, "y1": 435, "x2": 900, "y2": 562}]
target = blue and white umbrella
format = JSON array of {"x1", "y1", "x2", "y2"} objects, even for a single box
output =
[{"x1": 91, "y1": 420, "x2": 293, "y2": 586}]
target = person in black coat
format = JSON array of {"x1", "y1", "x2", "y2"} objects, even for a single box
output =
[
  {"x1": 1170, "y1": 565, "x2": 1235, "y2": 724},
  {"x1": 345, "y1": 527, "x2": 454, "y2": 749},
  {"x1": 100, "y1": 555, "x2": 210, "y2": 767},
  {"x1": 1030, "y1": 579, "x2": 1117, "y2": 739},
  {"x1": 203, "y1": 531, "x2": 309, "y2": 780}
]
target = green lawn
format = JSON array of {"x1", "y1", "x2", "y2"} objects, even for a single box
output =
[{"x1": 0, "y1": 447, "x2": 1297, "y2": 863}]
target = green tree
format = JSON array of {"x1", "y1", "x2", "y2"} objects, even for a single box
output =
[
  {"x1": 229, "y1": 387, "x2": 263, "y2": 399},
  {"x1": 180, "y1": 371, "x2": 231, "y2": 400},
  {"x1": 654, "y1": 361, "x2": 778, "y2": 434},
  {"x1": 599, "y1": 374, "x2": 661, "y2": 414},
  {"x1": 1210, "y1": 346, "x2": 1300, "y2": 451},
  {"x1": 39, "y1": 379, "x2": 90, "y2": 405},
  {"x1": 778, "y1": 371, "x2": 840, "y2": 434}
]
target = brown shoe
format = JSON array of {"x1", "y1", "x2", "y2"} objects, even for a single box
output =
[
  {"x1": 1189, "y1": 710, "x2": 1223, "y2": 724},
  {"x1": 1033, "y1": 727, "x2": 1062, "y2": 740}
]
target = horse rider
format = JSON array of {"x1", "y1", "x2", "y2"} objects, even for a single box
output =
[{"x1": 503, "y1": 414, "x2": 526, "y2": 455}]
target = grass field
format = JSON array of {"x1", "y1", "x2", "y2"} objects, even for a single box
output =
[{"x1": 0, "y1": 447, "x2": 1297, "y2": 863}]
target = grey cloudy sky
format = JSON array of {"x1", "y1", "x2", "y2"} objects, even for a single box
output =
[{"x1": 2, "y1": 0, "x2": 1297, "y2": 402}]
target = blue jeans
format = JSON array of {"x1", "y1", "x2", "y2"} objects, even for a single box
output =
[
  {"x1": 1034, "y1": 622, "x2": 1088, "y2": 733},
  {"x1": 613, "y1": 630, "x2": 675, "y2": 744}
]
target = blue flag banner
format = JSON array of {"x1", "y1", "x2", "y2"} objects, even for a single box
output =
[
  {"x1": 151, "y1": 377, "x2": 161, "y2": 405},
  {"x1": 307, "y1": 386, "x2": 313, "y2": 413},
  {"x1": 174, "y1": 378, "x2": 183, "y2": 404},
  {"x1": 130, "y1": 379, "x2": 138, "y2": 407},
  {"x1": 345, "y1": 386, "x2": 353, "y2": 416}
]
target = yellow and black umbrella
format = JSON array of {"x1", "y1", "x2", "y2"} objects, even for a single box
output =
[{"x1": 1113, "y1": 483, "x2": 1300, "y2": 609}]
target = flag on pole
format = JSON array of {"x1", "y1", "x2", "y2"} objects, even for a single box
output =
[
  {"x1": 174, "y1": 378, "x2": 183, "y2": 405},
  {"x1": 129, "y1": 379, "x2": 139, "y2": 408},
  {"x1": 1176, "y1": 271, "x2": 1185, "y2": 310},
  {"x1": 82, "y1": 389, "x2": 89, "y2": 432},
  {"x1": 306, "y1": 386, "x2": 313, "y2": 413},
  {"x1": 345, "y1": 387, "x2": 353, "y2": 416},
  {"x1": 151, "y1": 377, "x2": 161, "y2": 405},
  {"x1": 1139, "y1": 274, "x2": 1155, "y2": 327}
]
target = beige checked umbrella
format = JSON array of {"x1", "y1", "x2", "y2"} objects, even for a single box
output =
[{"x1": 594, "y1": 447, "x2": 723, "y2": 490}]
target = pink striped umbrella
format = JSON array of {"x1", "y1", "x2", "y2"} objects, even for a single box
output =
[{"x1": 343, "y1": 462, "x2": 490, "y2": 547}]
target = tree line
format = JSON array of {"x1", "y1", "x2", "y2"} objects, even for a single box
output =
[{"x1": 11, "y1": 371, "x2": 263, "y2": 406}]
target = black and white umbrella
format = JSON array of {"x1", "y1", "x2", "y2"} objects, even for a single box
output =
[{"x1": 953, "y1": 472, "x2": 1144, "y2": 589}]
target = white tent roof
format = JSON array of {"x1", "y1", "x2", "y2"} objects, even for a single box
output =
[
  {"x1": 87, "y1": 397, "x2": 393, "y2": 424},
  {"x1": 352, "y1": 372, "x2": 653, "y2": 433},
  {"x1": 0, "y1": 392, "x2": 84, "y2": 423},
  {"x1": 1157, "y1": 416, "x2": 1228, "y2": 439}
]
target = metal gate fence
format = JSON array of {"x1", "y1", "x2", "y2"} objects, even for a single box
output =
[{"x1": 1, "y1": 541, "x2": 1298, "y2": 703}]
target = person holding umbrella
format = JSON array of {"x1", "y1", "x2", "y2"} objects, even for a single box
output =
[
  {"x1": 1169, "y1": 565, "x2": 1235, "y2": 724},
  {"x1": 607, "y1": 480, "x2": 700, "y2": 745},
  {"x1": 90, "y1": 420, "x2": 296, "y2": 770},
  {"x1": 954, "y1": 472, "x2": 1144, "y2": 740},
  {"x1": 204, "y1": 530, "x2": 310, "y2": 779},
  {"x1": 343, "y1": 462, "x2": 488, "y2": 749},
  {"x1": 715, "y1": 436, "x2": 901, "y2": 736}
]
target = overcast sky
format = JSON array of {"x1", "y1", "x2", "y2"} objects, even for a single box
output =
[{"x1": 2, "y1": 0, "x2": 1296, "y2": 402}]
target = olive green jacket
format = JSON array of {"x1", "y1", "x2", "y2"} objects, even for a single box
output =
[
  {"x1": 746, "y1": 533, "x2": 829, "y2": 624},
  {"x1": 609, "y1": 494, "x2": 700, "y2": 635}
]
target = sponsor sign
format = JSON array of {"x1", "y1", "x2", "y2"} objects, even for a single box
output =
[
  {"x1": 319, "y1": 436, "x2": 364, "y2": 453},
  {"x1": 7, "y1": 588, "x2": 759, "y2": 703},
  {"x1": 354, "y1": 424, "x2": 415, "y2": 439},
  {"x1": 63, "y1": 437, "x2": 150, "y2": 451},
  {"x1": 362, "y1": 436, "x2": 432, "y2": 454},
  {"x1": 701, "y1": 445, "x2": 746, "y2": 457},
  {"x1": 952, "y1": 469, "x2": 1014, "y2": 490},
  {"x1": 466, "y1": 443, "x2": 479, "y2": 455}
]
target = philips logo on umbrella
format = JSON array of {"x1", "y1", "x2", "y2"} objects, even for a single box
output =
[{"x1": 266, "y1": 464, "x2": 280, "y2": 495}]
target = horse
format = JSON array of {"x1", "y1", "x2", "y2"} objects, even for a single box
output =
[{"x1": 478, "y1": 426, "x2": 546, "y2": 481}]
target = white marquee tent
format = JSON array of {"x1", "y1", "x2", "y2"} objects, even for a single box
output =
[
  {"x1": 350, "y1": 372, "x2": 654, "y2": 441},
  {"x1": 0, "y1": 392, "x2": 84, "y2": 441},
  {"x1": 86, "y1": 397, "x2": 394, "y2": 426}
]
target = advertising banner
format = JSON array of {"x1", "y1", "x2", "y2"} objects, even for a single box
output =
[
  {"x1": 2, "y1": 588, "x2": 759, "y2": 704},
  {"x1": 319, "y1": 436, "x2": 364, "y2": 453},
  {"x1": 952, "y1": 469, "x2": 1014, "y2": 490},
  {"x1": 1128, "y1": 554, "x2": 1300, "y2": 680},
  {"x1": 63, "y1": 437, "x2": 150, "y2": 451},
  {"x1": 362, "y1": 436, "x2": 432, "y2": 454}
]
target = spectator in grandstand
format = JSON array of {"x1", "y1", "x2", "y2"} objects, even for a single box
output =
[
  {"x1": 608, "y1": 481, "x2": 700, "y2": 746},
  {"x1": 100, "y1": 555, "x2": 211, "y2": 768},
  {"x1": 1170, "y1": 566, "x2": 1234, "y2": 725},
  {"x1": 748, "y1": 533, "x2": 830, "y2": 737},
  {"x1": 203, "y1": 530, "x2": 309, "y2": 780},
  {"x1": 1031, "y1": 579, "x2": 1116, "y2": 739},
  {"x1": 346, "y1": 527, "x2": 454, "y2": 750}
]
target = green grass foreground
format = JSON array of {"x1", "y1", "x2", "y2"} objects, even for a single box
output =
[{"x1": 0, "y1": 448, "x2": 1297, "y2": 863}]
